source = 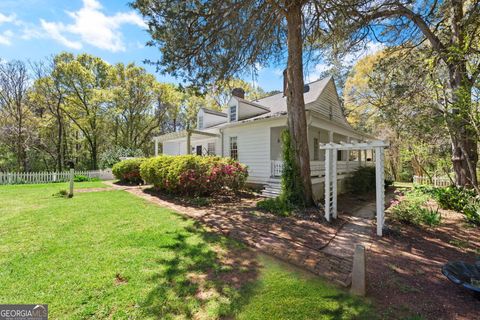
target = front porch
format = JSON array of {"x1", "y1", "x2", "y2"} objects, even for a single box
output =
[
  {"x1": 270, "y1": 160, "x2": 366, "y2": 178},
  {"x1": 268, "y1": 124, "x2": 374, "y2": 180},
  {"x1": 153, "y1": 129, "x2": 220, "y2": 156}
]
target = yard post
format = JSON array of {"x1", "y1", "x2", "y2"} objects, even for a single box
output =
[
  {"x1": 350, "y1": 244, "x2": 366, "y2": 296},
  {"x1": 68, "y1": 161, "x2": 75, "y2": 198}
]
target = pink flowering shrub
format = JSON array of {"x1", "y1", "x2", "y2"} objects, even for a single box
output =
[
  {"x1": 140, "y1": 155, "x2": 248, "y2": 196},
  {"x1": 112, "y1": 158, "x2": 146, "y2": 184}
]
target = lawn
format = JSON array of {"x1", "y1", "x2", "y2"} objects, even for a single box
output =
[{"x1": 0, "y1": 182, "x2": 373, "y2": 319}]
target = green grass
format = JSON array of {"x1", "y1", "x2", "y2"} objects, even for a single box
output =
[
  {"x1": 0, "y1": 183, "x2": 372, "y2": 319},
  {"x1": 235, "y1": 255, "x2": 373, "y2": 320}
]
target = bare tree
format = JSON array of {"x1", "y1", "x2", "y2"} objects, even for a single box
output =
[{"x1": 0, "y1": 60, "x2": 31, "y2": 171}]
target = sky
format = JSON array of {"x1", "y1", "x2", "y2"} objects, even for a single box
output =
[{"x1": 0, "y1": 0, "x2": 381, "y2": 92}]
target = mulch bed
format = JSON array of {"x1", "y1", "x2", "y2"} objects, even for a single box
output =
[
  {"x1": 367, "y1": 203, "x2": 480, "y2": 319},
  {"x1": 143, "y1": 188, "x2": 346, "y2": 250}
]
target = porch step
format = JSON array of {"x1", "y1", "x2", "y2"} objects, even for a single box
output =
[{"x1": 261, "y1": 179, "x2": 282, "y2": 198}]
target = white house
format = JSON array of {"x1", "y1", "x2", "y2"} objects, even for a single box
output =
[{"x1": 153, "y1": 76, "x2": 373, "y2": 199}]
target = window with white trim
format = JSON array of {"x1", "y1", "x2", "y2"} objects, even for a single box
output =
[
  {"x1": 229, "y1": 105, "x2": 237, "y2": 122},
  {"x1": 207, "y1": 142, "x2": 215, "y2": 155},
  {"x1": 198, "y1": 115, "x2": 204, "y2": 129},
  {"x1": 229, "y1": 136, "x2": 238, "y2": 160}
]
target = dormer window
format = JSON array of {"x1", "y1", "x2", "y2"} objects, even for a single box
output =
[
  {"x1": 198, "y1": 115, "x2": 204, "y2": 129},
  {"x1": 229, "y1": 105, "x2": 237, "y2": 122}
]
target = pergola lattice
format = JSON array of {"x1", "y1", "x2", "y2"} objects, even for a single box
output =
[{"x1": 320, "y1": 140, "x2": 389, "y2": 236}]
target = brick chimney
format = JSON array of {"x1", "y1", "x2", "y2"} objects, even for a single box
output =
[{"x1": 231, "y1": 88, "x2": 245, "y2": 99}]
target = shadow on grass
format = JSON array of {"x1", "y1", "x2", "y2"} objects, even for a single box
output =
[
  {"x1": 230, "y1": 255, "x2": 375, "y2": 320},
  {"x1": 140, "y1": 222, "x2": 260, "y2": 319}
]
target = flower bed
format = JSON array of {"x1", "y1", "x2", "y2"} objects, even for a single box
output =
[{"x1": 140, "y1": 155, "x2": 248, "y2": 196}]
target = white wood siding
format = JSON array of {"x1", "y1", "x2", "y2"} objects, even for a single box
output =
[
  {"x1": 163, "y1": 140, "x2": 187, "y2": 155},
  {"x1": 191, "y1": 138, "x2": 219, "y2": 155},
  {"x1": 198, "y1": 108, "x2": 227, "y2": 129},
  {"x1": 223, "y1": 121, "x2": 271, "y2": 184},
  {"x1": 307, "y1": 80, "x2": 348, "y2": 125}
]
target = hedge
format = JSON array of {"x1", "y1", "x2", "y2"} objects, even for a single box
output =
[
  {"x1": 140, "y1": 155, "x2": 248, "y2": 196},
  {"x1": 112, "y1": 158, "x2": 146, "y2": 184}
]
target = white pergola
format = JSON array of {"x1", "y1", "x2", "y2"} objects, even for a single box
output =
[{"x1": 320, "y1": 140, "x2": 389, "y2": 236}]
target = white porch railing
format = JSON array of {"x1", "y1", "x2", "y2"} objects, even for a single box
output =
[
  {"x1": 413, "y1": 175, "x2": 452, "y2": 187},
  {"x1": 0, "y1": 170, "x2": 114, "y2": 185},
  {"x1": 270, "y1": 160, "x2": 361, "y2": 178}
]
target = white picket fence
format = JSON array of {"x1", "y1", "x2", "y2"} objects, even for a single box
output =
[
  {"x1": 0, "y1": 170, "x2": 114, "y2": 185},
  {"x1": 413, "y1": 175, "x2": 452, "y2": 187}
]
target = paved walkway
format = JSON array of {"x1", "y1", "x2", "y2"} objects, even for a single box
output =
[{"x1": 90, "y1": 182, "x2": 387, "y2": 287}]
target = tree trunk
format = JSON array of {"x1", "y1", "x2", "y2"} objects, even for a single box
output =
[
  {"x1": 448, "y1": 74, "x2": 478, "y2": 188},
  {"x1": 285, "y1": 4, "x2": 314, "y2": 206},
  {"x1": 56, "y1": 110, "x2": 64, "y2": 171},
  {"x1": 91, "y1": 139, "x2": 98, "y2": 170}
]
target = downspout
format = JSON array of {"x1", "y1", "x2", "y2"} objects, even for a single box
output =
[{"x1": 219, "y1": 128, "x2": 224, "y2": 157}]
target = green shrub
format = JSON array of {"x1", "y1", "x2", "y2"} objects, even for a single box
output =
[
  {"x1": 391, "y1": 201, "x2": 441, "y2": 227},
  {"x1": 431, "y1": 186, "x2": 475, "y2": 212},
  {"x1": 280, "y1": 130, "x2": 305, "y2": 207},
  {"x1": 112, "y1": 158, "x2": 146, "y2": 184},
  {"x1": 99, "y1": 147, "x2": 144, "y2": 169},
  {"x1": 345, "y1": 166, "x2": 391, "y2": 195},
  {"x1": 419, "y1": 208, "x2": 442, "y2": 227},
  {"x1": 74, "y1": 175, "x2": 90, "y2": 182},
  {"x1": 391, "y1": 202, "x2": 420, "y2": 225},
  {"x1": 415, "y1": 184, "x2": 480, "y2": 226},
  {"x1": 53, "y1": 189, "x2": 69, "y2": 198},
  {"x1": 256, "y1": 197, "x2": 293, "y2": 217},
  {"x1": 139, "y1": 155, "x2": 248, "y2": 196},
  {"x1": 390, "y1": 189, "x2": 442, "y2": 227},
  {"x1": 398, "y1": 170, "x2": 413, "y2": 182},
  {"x1": 463, "y1": 205, "x2": 480, "y2": 226}
]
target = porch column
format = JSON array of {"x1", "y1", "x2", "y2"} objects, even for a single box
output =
[
  {"x1": 363, "y1": 150, "x2": 367, "y2": 165},
  {"x1": 346, "y1": 137, "x2": 351, "y2": 172},
  {"x1": 186, "y1": 131, "x2": 192, "y2": 154},
  {"x1": 332, "y1": 149, "x2": 338, "y2": 219},
  {"x1": 357, "y1": 150, "x2": 362, "y2": 166},
  {"x1": 154, "y1": 139, "x2": 159, "y2": 156},
  {"x1": 375, "y1": 146, "x2": 385, "y2": 236}
]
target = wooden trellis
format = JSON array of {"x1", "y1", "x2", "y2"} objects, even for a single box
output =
[{"x1": 320, "y1": 140, "x2": 389, "y2": 236}]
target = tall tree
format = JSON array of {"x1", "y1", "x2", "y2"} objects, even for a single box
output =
[
  {"x1": 344, "y1": 48, "x2": 452, "y2": 181},
  {"x1": 157, "y1": 83, "x2": 184, "y2": 132},
  {"x1": 30, "y1": 58, "x2": 69, "y2": 171},
  {"x1": 0, "y1": 60, "x2": 31, "y2": 171},
  {"x1": 53, "y1": 52, "x2": 111, "y2": 170},
  {"x1": 109, "y1": 63, "x2": 166, "y2": 150},
  {"x1": 132, "y1": 0, "x2": 354, "y2": 206},
  {"x1": 336, "y1": 0, "x2": 480, "y2": 187}
]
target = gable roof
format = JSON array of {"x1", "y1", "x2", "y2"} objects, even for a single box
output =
[
  {"x1": 252, "y1": 76, "x2": 332, "y2": 115},
  {"x1": 230, "y1": 96, "x2": 271, "y2": 112},
  {"x1": 201, "y1": 107, "x2": 227, "y2": 117}
]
